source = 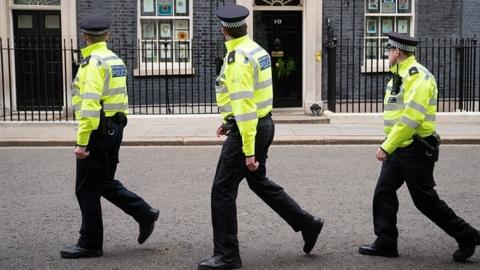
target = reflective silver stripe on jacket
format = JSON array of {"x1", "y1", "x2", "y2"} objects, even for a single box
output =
[
  {"x1": 101, "y1": 55, "x2": 122, "y2": 62},
  {"x1": 384, "y1": 103, "x2": 404, "y2": 111},
  {"x1": 230, "y1": 91, "x2": 253, "y2": 101},
  {"x1": 429, "y1": 98, "x2": 437, "y2": 106},
  {"x1": 73, "y1": 104, "x2": 81, "y2": 111},
  {"x1": 80, "y1": 110, "x2": 101, "y2": 118},
  {"x1": 218, "y1": 104, "x2": 232, "y2": 113},
  {"x1": 384, "y1": 119, "x2": 399, "y2": 126},
  {"x1": 90, "y1": 55, "x2": 111, "y2": 95},
  {"x1": 255, "y1": 78, "x2": 272, "y2": 89},
  {"x1": 103, "y1": 103, "x2": 127, "y2": 110},
  {"x1": 235, "y1": 112, "x2": 257, "y2": 122},
  {"x1": 216, "y1": 85, "x2": 228, "y2": 94},
  {"x1": 400, "y1": 116, "x2": 420, "y2": 129},
  {"x1": 407, "y1": 100, "x2": 427, "y2": 114},
  {"x1": 82, "y1": 92, "x2": 101, "y2": 100},
  {"x1": 425, "y1": 114, "x2": 436, "y2": 121},
  {"x1": 104, "y1": 87, "x2": 127, "y2": 96},
  {"x1": 256, "y1": 98, "x2": 273, "y2": 109}
]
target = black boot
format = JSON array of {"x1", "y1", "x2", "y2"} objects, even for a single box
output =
[
  {"x1": 198, "y1": 255, "x2": 242, "y2": 270},
  {"x1": 453, "y1": 232, "x2": 480, "y2": 263},
  {"x1": 359, "y1": 243, "x2": 399, "y2": 257},
  {"x1": 138, "y1": 208, "x2": 160, "y2": 244},
  {"x1": 60, "y1": 244, "x2": 103, "y2": 259},
  {"x1": 301, "y1": 217, "x2": 324, "y2": 254}
]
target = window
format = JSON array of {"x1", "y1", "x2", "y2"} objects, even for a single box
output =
[
  {"x1": 364, "y1": 0, "x2": 415, "y2": 72},
  {"x1": 137, "y1": 0, "x2": 192, "y2": 75},
  {"x1": 13, "y1": 0, "x2": 60, "y2": 4},
  {"x1": 254, "y1": 0, "x2": 302, "y2": 6}
]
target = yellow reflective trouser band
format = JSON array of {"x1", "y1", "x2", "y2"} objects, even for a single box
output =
[
  {"x1": 235, "y1": 112, "x2": 257, "y2": 122},
  {"x1": 407, "y1": 100, "x2": 427, "y2": 114},
  {"x1": 401, "y1": 116, "x2": 420, "y2": 129},
  {"x1": 218, "y1": 104, "x2": 232, "y2": 113},
  {"x1": 103, "y1": 103, "x2": 127, "y2": 110},
  {"x1": 103, "y1": 87, "x2": 126, "y2": 96},
  {"x1": 256, "y1": 98, "x2": 272, "y2": 109},
  {"x1": 82, "y1": 92, "x2": 101, "y2": 100},
  {"x1": 230, "y1": 91, "x2": 253, "y2": 101},
  {"x1": 80, "y1": 110, "x2": 100, "y2": 118}
]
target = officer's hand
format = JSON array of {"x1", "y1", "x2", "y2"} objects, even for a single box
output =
[
  {"x1": 75, "y1": 146, "x2": 90, "y2": 159},
  {"x1": 245, "y1": 156, "x2": 259, "y2": 171},
  {"x1": 216, "y1": 124, "x2": 227, "y2": 137},
  {"x1": 376, "y1": 147, "x2": 388, "y2": 161}
]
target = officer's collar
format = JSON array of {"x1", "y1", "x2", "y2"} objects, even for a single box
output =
[
  {"x1": 389, "y1": 55, "x2": 416, "y2": 75},
  {"x1": 81, "y1": 41, "x2": 107, "y2": 58},
  {"x1": 225, "y1": 35, "x2": 249, "y2": 52}
]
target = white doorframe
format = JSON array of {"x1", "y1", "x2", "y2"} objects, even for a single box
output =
[
  {"x1": 0, "y1": 0, "x2": 77, "y2": 111},
  {"x1": 236, "y1": 0, "x2": 323, "y2": 113}
]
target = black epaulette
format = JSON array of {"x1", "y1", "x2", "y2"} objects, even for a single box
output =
[
  {"x1": 409, "y1": 66, "x2": 419, "y2": 76},
  {"x1": 81, "y1": 56, "x2": 91, "y2": 67},
  {"x1": 227, "y1": 51, "x2": 236, "y2": 64}
]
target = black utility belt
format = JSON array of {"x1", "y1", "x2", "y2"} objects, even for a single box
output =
[{"x1": 412, "y1": 132, "x2": 441, "y2": 152}]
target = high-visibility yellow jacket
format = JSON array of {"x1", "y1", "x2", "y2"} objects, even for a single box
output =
[
  {"x1": 72, "y1": 41, "x2": 128, "y2": 146},
  {"x1": 381, "y1": 55, "x2": 438, "y2": 154},
  {"x1": 216, "y1": 35, "x2": 273, "y2": 156}
]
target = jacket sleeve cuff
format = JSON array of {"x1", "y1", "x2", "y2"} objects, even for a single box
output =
[{"x1": 380, "y1": 142, "x2": 394, "y2": 155}]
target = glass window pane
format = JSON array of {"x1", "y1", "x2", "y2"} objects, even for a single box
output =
[
  {"x1": 159, "y1": 20, "x2": 172, "y2": 39},
  {"x1": 141, "y1": 0, "x2": 156, "y2": 16},
  {"x1": 381, "y1": 17, "x2": 393, "y2": 36},
  {"x1": 14, "y1": 0, "x2": 60, "y2": 5},
  {"x1": 175, "y1": 0, "x2": 188, "y2": 16},
  {"x1": 142, "y1": 41, "x2": 158, "y2": 63},
  {"x1": 366, "y1": 39, "x2": 379, "y2": 60},
  {"x1": 366, "y1": 17, "x2": 379, "y2": 37},
  {"x1": 381, "y1": 38, "x2": 389, "y2": 59},
  {"x1": 18, "y1": 15, "x2": 33, "y2": 29},
  {"x1": 174, "y1": 19, "x2": 189, "y2": 40},
  {"x1": 159, "y1": 41, "x2": 172, "y2": 61},
  {"x1": 142, "y1": 20, "x2": 157, "y2": 39},
  {"x1": 381, "y1": 0, "x2": 396, "y2": 13},
  {"x1": 254, "y1": 0, "x2": 301, "y2": 6},
  {"x1": 397, "y1": 17, "x2": 410, "y2": 34},
  {"x1": 158, "y1": 0, "x2": 173, "y2": 16},
  {"x1": 366, "y1": 0, "x2": 380, "y2": 13},
  {"x1": 175, "y1": 41, "x2": 190, "y2": 62},
  {"x1": 45, "y1": 15, "x2": 60, "y2": 29},
  {"x1": 398, "y1": 0, "x2": 411, "y2": 13}
]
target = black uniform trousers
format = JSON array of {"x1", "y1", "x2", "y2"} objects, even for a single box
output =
[
  {"x1": 75, "y1": 119, "x2": 154, "y2": 249},
  {"x1": 373, "y1": 142, "x2": 477, "y2": 248},
  {"x1": 211, "y1": 115, "x2": 314, "y2": 259}
]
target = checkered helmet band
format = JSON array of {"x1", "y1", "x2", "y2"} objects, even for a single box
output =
[
  {"x1": 388, "y1": 39, "x2": 416, "y2": 52},
  {"x1": 82, "y1": 29, "x2": 108, "y2": 36},
  {"x1": 221, "y1": 19, "x2": 246, "y2": 28}
]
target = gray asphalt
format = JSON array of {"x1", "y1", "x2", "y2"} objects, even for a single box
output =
[{"x1": 0, "y1": 145, "x2": 479, "y2": 270}]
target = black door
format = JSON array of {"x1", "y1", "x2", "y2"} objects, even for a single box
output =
[
  {"x1": 13, "y1": 10, "x2": 63, "y2": 110},
  {"x1": 254, "y1": 11, "x2": 302, "y2": 107}
]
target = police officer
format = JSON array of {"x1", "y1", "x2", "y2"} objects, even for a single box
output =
[
  {"x1": 359, "y1": 32, "x2": 480, "y2": 262},
  {"x1": 198, "y1": 5, "x2": 324, "y2": 270},
  {"x1": 60, "y1": 15, "x2": 159, "y2": 259}
]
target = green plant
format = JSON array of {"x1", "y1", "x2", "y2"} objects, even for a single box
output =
[{"x1": 274, "y1": 57, "x2": 297, "y2": 80}]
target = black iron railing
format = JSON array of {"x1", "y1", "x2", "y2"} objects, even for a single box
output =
[
  {"x1": 0, "y1": 37, "x2": 225, "y2": 121},
  {"x1": 325, "y1": 19, "x2": 479, "y2": 113}
]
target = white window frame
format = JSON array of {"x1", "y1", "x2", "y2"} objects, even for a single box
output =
[
  {"x1": 135, "y1": 0, "x2": 194, "y2": 76},
  {"x1": 363, "y1": 0, "x2": 415, "y2": 73}
]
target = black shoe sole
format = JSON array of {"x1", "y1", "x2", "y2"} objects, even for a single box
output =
[
  {"x1": 60, "y1": 251, "x2": 103, "y2": 259},
  {"x1": 198, "y1": 262, "x2": 242, "y2": 270},
  {"x1": 303, "y1": 219, "x2": 324, "y2": 254},
  {"x1": 138, "y1": 209, "x2": 160, "y2": 244},
  {"x1": 358, "y1": 248, "x2": 398, "y2": 258}
]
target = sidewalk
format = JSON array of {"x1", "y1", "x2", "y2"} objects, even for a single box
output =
[{"x1": 1, "y1": 112, "x2": 480, "y2": 146}]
